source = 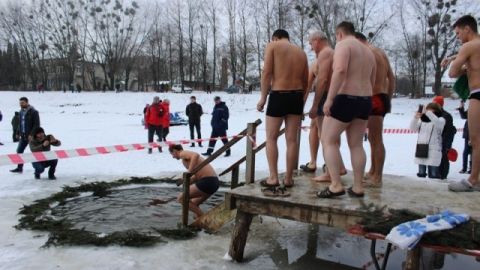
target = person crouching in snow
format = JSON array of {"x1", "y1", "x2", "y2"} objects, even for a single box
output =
[
  {"x1": 169, "y1": 144, "x2": 219, "y2": 218},
  {"x1": 410, "y1": 103, "x2": 445, "y2": 179},
  {"x1": 29, "y1": 127, "x2": 61, "y2": 180}
]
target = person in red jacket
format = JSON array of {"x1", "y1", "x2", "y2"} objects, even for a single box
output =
[
  {"x1": 160, "y1": 99, "x2": 170, "y2": 141},
  {"x1": 145, "y1": 96, "x2": 164, "y2": 153}
]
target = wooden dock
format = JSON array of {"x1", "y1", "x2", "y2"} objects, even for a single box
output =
[{"x1": 225, "y1": 170, "x2": 480, "y2": 268}]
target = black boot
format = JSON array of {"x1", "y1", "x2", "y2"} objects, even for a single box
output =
[
  {"x1": 34, "y1": 173, "x2": 40, "y2": 179},
  {"x1": 225, "y1": 150, "x2": 231, "y2": 157},
  {"x1": 10, "y1": 166, "x2": 23, "y2": 173},
  {"x1": 148, "y1": 148, "x2": 152, "y2": 154},
  {"x1": 190, "y1": 143, "x2": 195, "y2": 147},
  {"x1": 198, "y1": 143, "x2": 203, "y2": 147},
  {"x1": 201, "y1": 152, "x2": 211, "y2": 156}
]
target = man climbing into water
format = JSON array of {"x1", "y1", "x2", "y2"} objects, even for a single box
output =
[{"x1": 164, "y1": 144, "x2": 220, "y2": 218}]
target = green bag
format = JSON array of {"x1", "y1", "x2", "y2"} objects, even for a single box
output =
[{"x1": 453, "y1": 74, "x2": 470, "y2": 101}]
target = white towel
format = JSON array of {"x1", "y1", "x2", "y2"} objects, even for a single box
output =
[{"x1": 385, "y1": 210, "x2": 469, "y2": 250}]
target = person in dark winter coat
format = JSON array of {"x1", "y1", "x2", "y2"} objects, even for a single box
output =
[
  {"x1": 202, "y1": 96, "x2": 230, "y2": 156},
  {"x1": 29, "y1": 127, "x2": 61, "y2": 180},
  {"x1": 186, "y1": 96, "x2": 203, "y2": 147},
  {"x1": 145, "y1": 96, "x2": 164, "y2": 153},
  {"x1": 458, "y1": 101, "x2": 472, "y2": 173},
  {"x1": 0, "y1": 110, "x2": 3, "y2": 145},
  {"x1": 10, "y1": 97, "x2": 40, "y2": 173},
  {"x1": 11, "y1": 112, "x2": 20, "y2": 142},
  {"x1": 432, "y1": 96, "x2": 456, "y2": 179}
]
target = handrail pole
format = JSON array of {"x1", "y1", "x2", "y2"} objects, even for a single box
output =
[
  {"x1": 182, "y1": 172, "x2": 191, "y2": 226},
  {"x1": 231, "y1": 166, "x2": 239, "y2": 189},
  {"x1": 245, "y1": 122, "x2": 256, "y2": 184}
]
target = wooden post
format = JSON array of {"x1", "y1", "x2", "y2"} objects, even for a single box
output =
[
  {"x1": 182, "y1": 172, "x2": 191, "y2": 227},
  {"x1": 231, "y1": 166, "x2": 239, "y2": 189},
  {"x1": 245, "y1": 122, "x2": 256, "y2": 184},
  {"x1": 228, "y1": 210, "x2": 254, "y2": 262},
  {"x1": 404, "y1": 246, "x2": 421, "y2": 270}
]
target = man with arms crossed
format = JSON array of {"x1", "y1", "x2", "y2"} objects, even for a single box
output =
[
  {"x1": 257, "y1": 29, "x2": 308, "y2": 195},
  {"x1": 444, "y1": 15, "x2": 480, "y2": 192},
  {"x1": 169, "y1": 144, "x2": 220, "y2": 218},
  {"x1": 355, "y1": 32, "x2": 395, "y2": 187},
  {"x1": 318, "y1": 21, "x2": 376, "y2": 198}
]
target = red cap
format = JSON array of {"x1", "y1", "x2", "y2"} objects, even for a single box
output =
[
  {"x1": 432, "y1": 96, "x2": 444, "y2": 107},
  {"x1": 447, "y1": 148, "x2": 458, "y2": 162}
]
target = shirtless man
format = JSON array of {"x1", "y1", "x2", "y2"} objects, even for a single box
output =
[
  {"x1": 257, "y1": 29, "x2": 309, "y2": 195},
  {"x1": 306, "y1": 30, "x2": 347, "y2": 182},
  {"x1": 169, "y1": 144, "x2": 220, "y2": 217},
  {"x1": 317, "y1": 21, "x2": 376, "y2": 198},
  {"x1": 355, "y1": 32, "x2": 395, "y2": 187},
  {"x1": 442, "y1": 15, "x2": 480, "y2": 192}
]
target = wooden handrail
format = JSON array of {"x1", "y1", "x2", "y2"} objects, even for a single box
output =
[
  {"x1": 181, "y1": 118, "x2": 262, "y2": 226},
  {"x1": 219, "y1": 127, "x2": 286, "y2": 177},
  {"x1": 189, "y1": 119, "x2": 262, "y2": 176}
]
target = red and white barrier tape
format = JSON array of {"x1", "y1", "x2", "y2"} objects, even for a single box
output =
[
  {"x1": 0, "y1": 135, "x2": 244, "y2": 166},
  {"x1": 301, "y1": 126, "x2": 464, "y2": 134}
]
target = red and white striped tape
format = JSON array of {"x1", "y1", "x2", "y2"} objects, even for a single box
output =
[{"x1": 0, "y1": 135, "x2": 244, "y2": 166}]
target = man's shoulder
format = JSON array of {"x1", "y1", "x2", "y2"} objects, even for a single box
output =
[{"x1": 318, "y1": 47, "x2": 334, "y2": 59}]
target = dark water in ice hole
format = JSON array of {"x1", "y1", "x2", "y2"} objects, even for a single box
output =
[
  {"x1": 50, "y1": 186, "x2": 480, "y2": 269},
  {"x1": 51, "y1": 186, "x2": 224, "y2": 234}
]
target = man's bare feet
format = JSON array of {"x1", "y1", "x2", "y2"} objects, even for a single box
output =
[
  {"x1": 312, "y1": 168, "x2": 347, "y2": 182},
  {"x1": 363, "y1": 180, "x2": 382, "y2": 188}
]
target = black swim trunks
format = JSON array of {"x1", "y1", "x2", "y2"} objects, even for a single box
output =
[
  {"x1": 370, "y1": 93, "x2": 391, "y2": 117},
  {"x1": 316, "y1": 93, "x2": 328, "y2": 116},
  {"x1": 469, "y1": 89, "x2": 480, "y2": 101},
  {"x1": 330, "y1": 94, "x2": 372, "y2": 123},
  {"x1": 195, "y1": 176, "x2": 220, "y2": 195},
  {"x1": 266, "y1": 90, "x2": 304, "y2": 117}
]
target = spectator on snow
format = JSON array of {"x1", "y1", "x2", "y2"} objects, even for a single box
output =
[
  {"x1": 10, "y1": 97, "x2": 40, "y2": 173},
  {"x1": 202, "y1": 96, "x2": 230, "y2": 157},
  {"x1": 186, "y1": 96, "x2": 203, "y2": 147},
  {"x1": 29, "y1": 127, "x2": 61, "y2": 180},
  {"x1": 11, "y1": 112, "x2": 20, "y2": 142},
  {"x1": 160, "y1": 99, "x2": 170, "y2": 141},
  {"x1": 145, "y1": 96, "x2": 164, "y2": 154},
  {"x1": 410, "y1": 102, "x2": 445, "y2": 179},
  {"x1": 458, "y1": 101, "x2": 472, "y2": 174},
  {"x1": 432, "y1": 96, "x2": 456, "y2": 179}
]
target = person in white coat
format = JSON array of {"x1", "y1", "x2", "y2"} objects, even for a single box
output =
[{"x1": 410, "y1": 103, "x2": 446, "y2": 179}]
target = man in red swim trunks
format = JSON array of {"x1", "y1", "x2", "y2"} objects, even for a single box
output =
[{"x1": 355, "y1": 32, "x2": 395, "y2": 187}]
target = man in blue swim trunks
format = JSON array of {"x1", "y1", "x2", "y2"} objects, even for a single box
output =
[
  {"x1": 169, "y1": 144, "x2": 220, "y2": 218},
  {"x1": 318, "y1": 21, "x2": 376, "y2": 199}
]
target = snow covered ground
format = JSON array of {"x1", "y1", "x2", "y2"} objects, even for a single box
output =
[{"x1": 0, "y1": 91, "x2": 475, "y2": 269}]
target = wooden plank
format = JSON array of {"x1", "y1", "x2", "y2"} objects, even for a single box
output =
[
  {"x1": 182, "y1": 172, "x2": 191, "y2": 226},
  {"x1": 228, "y1": 210, "x2": 254, "y2": 262},
  {"x1": 190, "y1": 202, "x2": 237, "y2": 233},
  {"x1": 236, "y1": 200, "x2": 363, "y2": 230}
]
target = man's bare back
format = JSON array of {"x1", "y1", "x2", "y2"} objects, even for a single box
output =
[
  {"x1": 262, "y1": 40, "x2": 308, "y2": 92},
  {"x1": 334, "y1": 37, "x2": 376, "y2": 97},
  {"x1": 179, "y1": 150, "x2": 216, "y2": 180},
  {"x1": 370, "y1": 46, "x2": 392, "y2": 95}
]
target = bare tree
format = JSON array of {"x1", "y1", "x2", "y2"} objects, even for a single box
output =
[{"x1": 225, "y1": 0, "x2": 237, "y2": 86}]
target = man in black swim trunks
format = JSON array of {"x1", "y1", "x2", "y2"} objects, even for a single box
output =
[
  {"x1": 169, "y1": 144, "x2": 220, "y2": 218},
  {"x1": 318, "y1": 21, "x2": 376, "y2": 199},
  {"x1": 257, "y1": 29, "x2": 308, "y2": 194},
  {"x1": 355, "y1": 32, "x2": 395, "y2": 187}
]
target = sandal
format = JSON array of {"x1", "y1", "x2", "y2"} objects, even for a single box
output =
[
  {"x1": 316, "y1": 187, "x2": 345, "y2": 198},
  {"x1": 262, "y1": 186, "x2": 291, "y2": 197},
  {"x1": 283, "y1": 180, "x2": 294, "y2": 188},
  {"x1": 347, "y1": 187, "x2": 365, "y2": 198},
  {"x1": 300, "y1": 162, "x2": 317, "y2": 173},
  {"x1": 260, "y1": 179, "x2": 279, "y2": 187}
]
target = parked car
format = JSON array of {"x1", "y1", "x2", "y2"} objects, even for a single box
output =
[
  {"x1": 169, "y1": 112, "x2": 188, "y2": 126},
  {"x1": 171, "y1": 84, "x2": 193, "y2": 93},
  {"x1": 224, "y1": 85, "x2": 242, "y2": 94}
]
